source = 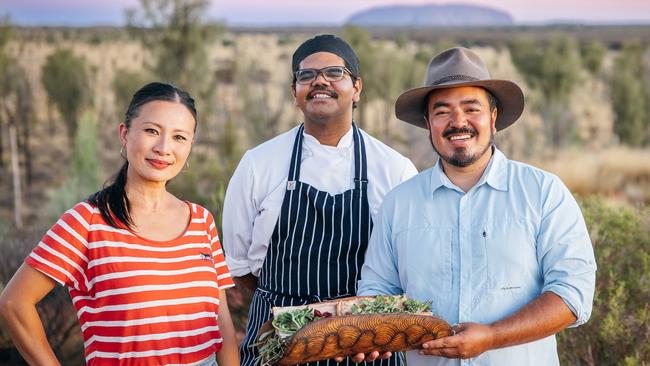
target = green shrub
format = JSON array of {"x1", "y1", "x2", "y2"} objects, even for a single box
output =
[
  {"x1": 558, "y1": 196, "x2": 650, "y2": 365},
  {"x1": 112, "y1": 69, "x2": 151, "y2": 119},
  {"x1": 611, "y1": 41, "x2": 650, "y2": 147},
  {"x1": 580, "y1": 40, "x2": 606, "y2": 76},
  {"x1": 508, "y1": 36, "x2": 582, "y2": 147},
  {"x1": 41, "y1": 48, "x2": 91, "y2": 142},
  {"x1": 44, "y1": 111, "x2": 100, "y2": 222}
]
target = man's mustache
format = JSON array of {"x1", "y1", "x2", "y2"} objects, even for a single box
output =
[
  {"x1": 308, "y1": 85, "x2": 338, "y2": 99},
  {"x1": 442, "y1": 127, "x2": 477, "y2": 138}
]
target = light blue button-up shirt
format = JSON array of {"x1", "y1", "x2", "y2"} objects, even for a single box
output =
[{"x1": 358, "y1": 148, "x2": 596, "y2": 366}]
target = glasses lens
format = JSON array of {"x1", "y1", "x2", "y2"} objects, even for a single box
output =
[
  {"x1": 296, "y1": 67, "x2": 348, "y2": 84},
  {"x1": 296, "y1": 69, "x2": 317, "y2": 83},
  {"x1": 323, "y1": 67, "x2": 345, "y2": 81}
]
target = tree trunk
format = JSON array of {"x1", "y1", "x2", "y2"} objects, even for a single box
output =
[
  {"x1": 67, "y1": 114, "x2": 78, "y2": 145},
  {"x1": 9, "y1": 124, "x2": 23, "y2": 229},
  {"x1": 47, "y1": 103, "x2": 56, "y2": 135},
  {"x1": 383, "y1": 100, "x2": 392, "y2": 145},
  {"x1": 21, "y1": 116, "x2": 33, "y2": 186},
  {"x1": 0, "y1": 120, "x2": 4, "y2": 168}
]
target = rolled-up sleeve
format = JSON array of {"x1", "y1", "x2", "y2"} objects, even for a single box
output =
[
  {"x1": 358, "y1": 199, "x2": 404, "y2": 296},
  {"x1": 222, "y1": 152, "x2": 257, "y2": 277},
  {"x1": 537, "y1": 176, "x2": 597, "y2": 326}
]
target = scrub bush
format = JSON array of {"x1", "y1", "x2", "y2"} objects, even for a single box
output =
[{"x1": 558, "y1": 196, "x2": 650, "y2": 365}]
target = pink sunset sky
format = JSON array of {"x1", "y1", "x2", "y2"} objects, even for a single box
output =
[{"x1": 1, "y1": 0, "x2": 649, "y2": 26}]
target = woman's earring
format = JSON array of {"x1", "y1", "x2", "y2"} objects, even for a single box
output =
[{"x1": 120, "y1": 145, "x2": 127, "y2": 160}]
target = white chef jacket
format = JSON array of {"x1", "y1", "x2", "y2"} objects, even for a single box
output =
[{"x1": 222, "y1": 124, "x2": 418, "y2": 277}]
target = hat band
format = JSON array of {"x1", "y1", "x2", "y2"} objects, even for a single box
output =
[{"x1": 432, "y1": 74, "x2": 479, "y2": 86}]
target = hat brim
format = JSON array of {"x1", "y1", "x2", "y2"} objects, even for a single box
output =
[{"x1": 395, "y1": 80, "x2": 524, "y2": 131}]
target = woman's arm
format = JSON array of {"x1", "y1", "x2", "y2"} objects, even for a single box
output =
[
  {"x1": 215, "y1": 289, "x2": 240, "y2": 366},
  {"x1": 0, "y1": 264, "x2": 61, "y2": 366}
]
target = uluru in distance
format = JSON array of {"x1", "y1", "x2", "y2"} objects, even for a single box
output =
[{"x1": 346, "y1": 4, "x2": 514, "y2": 27}]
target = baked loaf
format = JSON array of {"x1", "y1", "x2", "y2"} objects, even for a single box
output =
[
  {"x1": 278, "y1": 312, "x2": 451, "y2": 365},
  {"x1": 256, "y1": 296, "x2": 452, "y2": 365}
]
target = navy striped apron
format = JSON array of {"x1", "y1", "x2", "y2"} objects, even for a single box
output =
[{"x1": 240, "y1": 124, "x2": 402, "y2": 366}]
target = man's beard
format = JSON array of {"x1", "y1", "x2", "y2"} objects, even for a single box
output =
[{"x1": 430, "y1": 128, "x2": 495, "y2": 168}]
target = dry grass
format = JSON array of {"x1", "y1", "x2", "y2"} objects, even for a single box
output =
[{"x1": 530, "y1": 147, "x2": 650, "y2": 204}]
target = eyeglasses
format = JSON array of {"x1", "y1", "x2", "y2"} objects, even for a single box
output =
[{"x1": 294, "y1": 66, "x2": 353, "y2": 84}]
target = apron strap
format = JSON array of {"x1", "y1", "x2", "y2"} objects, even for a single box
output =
[
  {"x1": 352, "y1": 122, "x2": 369, "y2": 191},
  {"x1": 287, "y1": 124, "x2": 305, "y2": 183}
]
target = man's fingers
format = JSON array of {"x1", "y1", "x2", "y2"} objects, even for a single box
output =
[
  {"x1": 336, "y1": 350, "x2": 389, "y2": 363},
  {"x1": 366, "y1": 351, "x2": 380, "y2": 362},
  {"x1": 350, "y1": 353, "x2": 366, "y2": 363},
  {"x1": 379, "y1": 351, "x2": 392, "y2": 360},
  {"x1": 422, "y1": 335, "x2": 457, "y2": 349},
  {"x1": 419, "y1": 347, "x2": 458, "y2": 358}
]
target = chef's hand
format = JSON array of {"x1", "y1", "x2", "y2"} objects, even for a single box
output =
[{"x1": 334, "y1": 351, "x2": 392, "y2": 363}]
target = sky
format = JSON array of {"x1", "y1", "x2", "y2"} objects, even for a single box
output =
[{"x1": 2, "y1": 0, "x2": 650, "y2": 26}]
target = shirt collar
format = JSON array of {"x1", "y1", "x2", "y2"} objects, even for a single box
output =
[
  {"x1": 429, "y1": 160, "x2": 456, "y2": 193},
  {"x1": 429, "y1": 146, "x2": 509, "y2": 193},
  {"x1": 479, "y1": 147, "x2": 508, "y2": 192}
]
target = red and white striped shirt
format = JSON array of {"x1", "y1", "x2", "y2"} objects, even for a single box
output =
[{"x1": 26, "y1": 201, "x2": 235, "y2": 366}]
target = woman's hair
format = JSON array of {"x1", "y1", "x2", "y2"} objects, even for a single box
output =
[{"x1": 88, "y1": 82, "x2": 197, "y2": 229}]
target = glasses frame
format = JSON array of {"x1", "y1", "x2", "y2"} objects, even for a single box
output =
[{"x1": 294, "y1": 66, "x2": 354, "y2": 85}]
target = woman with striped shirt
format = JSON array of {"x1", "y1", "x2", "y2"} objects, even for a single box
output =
[{"x1": 0, "y1": 82, "x2": 239, "y2": 366}]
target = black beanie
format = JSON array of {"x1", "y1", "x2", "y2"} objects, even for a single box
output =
[{"x1": 292, "y1": 34, "x2": 360, "y2": 78}]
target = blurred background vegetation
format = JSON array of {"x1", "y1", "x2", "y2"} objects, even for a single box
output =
[{"x1": 0, "y1": 0, "x2": 649, "y2": 364}]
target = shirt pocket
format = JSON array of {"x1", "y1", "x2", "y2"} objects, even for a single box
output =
[
  {"x1": 400, "y1": 227, "x2": 453, "y2": 294},
  {"x1": 483, "y1": 218, "x2": 536, "y2": 291}
]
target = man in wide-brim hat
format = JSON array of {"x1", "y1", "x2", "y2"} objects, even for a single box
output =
[{"x1": 356, "y1": 47, "x2": 597, "y2": 365}]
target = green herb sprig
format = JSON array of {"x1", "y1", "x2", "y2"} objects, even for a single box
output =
[
  {"x1": 403, "y1": 298, "x2": 433, "y2": 313},
  {"x1": 271, "y1": 307, "x2": 315, "y2": 335},
  {"x1": 253, "y1": 331, "x2": 286, "y2": 366},
  {"x1": 351, "y1": 295, "x2": 432, "y2": 314}
]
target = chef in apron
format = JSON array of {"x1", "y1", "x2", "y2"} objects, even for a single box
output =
[{"x1": 222, "y1": 34, "x2": 418, "y2": 366}]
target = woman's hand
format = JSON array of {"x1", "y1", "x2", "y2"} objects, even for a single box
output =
[{"x1": 215, "y1": 289, "x2": 240, "y2": 366}]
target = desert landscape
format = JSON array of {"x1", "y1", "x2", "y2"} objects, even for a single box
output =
[{"x1": 0, "y1": 1, "x2": 649, "y2": 364}]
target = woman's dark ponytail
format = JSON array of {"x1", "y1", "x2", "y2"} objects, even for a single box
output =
[
  {"x1": 88, "y1": 82, "x2": 197, "y2": 229},
  {"x1": 88, "y1": 161, "x2": 132, "y2": 228}
]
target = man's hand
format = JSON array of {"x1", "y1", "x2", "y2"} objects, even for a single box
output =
[
  {"x1": 419, "y1": 322, "x2": 494, "y2": 359},
  {"x1": 333, "y1": 351, "x2": 392, "y2": 363},
  {"x1": 418, "y1": 292, "x2": 577, "y2": 359},
  {"x1": 331, "y1": 322, "x2": 494, "y2": 362},
  {"x1": 233, "y1": 274, "x2": 258, "y2": 297}
]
